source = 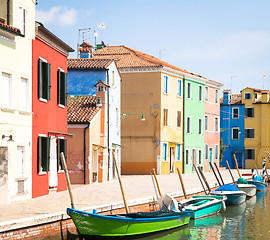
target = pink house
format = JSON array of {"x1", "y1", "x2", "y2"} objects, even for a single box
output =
[{"x1": 204, "y1": 80, "x2": 223, "y2": 172}]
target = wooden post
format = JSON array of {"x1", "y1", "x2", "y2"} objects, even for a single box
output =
[
  {"x1": 60, "y1": 152, "x2": 75, "y2": 209},
  {"x1": 198, "y1": 167, "x2": 211, "y2": 194},
  {"x1": 226, "y1": 160, "x2": 235, "y2": 183},
  {"x1": 193, "y1": 164, "x2": 207, "y2": 195},
  {"x1": 214, "y1": 162, "x2": 225, "y2": 185},
  {"x1": 112, "y1": 152, "x2": 130, "y2": 214},
  {"x1": 150, "y1": 169, "x2": 162, "y2": 197},
  {"x1": 209, "y1": 162, "x2": 221, "y2": 187},
  {"x1": 233, "y1": 154, "x2": 241, "y2": 178},
  {"x1": 177, "y1": 167, "x2": 187, "y2": 199}
]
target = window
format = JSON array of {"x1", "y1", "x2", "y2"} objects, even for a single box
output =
[
  {"x1": 1, "y1": 72, "x2": 12, "y2": 108},
  {"x1": 163, "y1": 109, "x2": 168, "y2": 126},
  {"x1": 198, "y1": 118, "x2": 202, "y2": 134},
  {"x1": 245, "y1": 108, "x2": 254, "y2": 118},
  {"x1": 164, "y1": 75, "x2": 168, "y2": 94},
  {"x1": 244, "y1": 92, "x2": 251, "y2": 100},
  {"x1": 215, "y1": 145, "x2": 218, "y2": 159},
  {"x1": 246, "y1": 149, "x2": 255, "y2": 160},
  {"x1": 112, "y1": 71, "x2": 115, "y2": 86},
  {"x1": 177, "y1": 144, "x2": 181, "y2": 161},
  {"x1": 38, "y1": 59, "x2": 51, "y2": 101},
  {"x1": 177, "y1": 111, "x2": 181, "y2": 128},
  {"x1": 38, "y1": 136, "x2": 50, "y2": 173},
  {"x1": 205, "y1": 144, "x2": 209, "y2": 159},
  {"x1": 232, "y1": 108, "x2": 239, "y2": 119},
  {"x1": 232, "y1": 128, "x2": 240, "y2": 140},
  {"x1": 255, "y1": 93, "x2": 258, "y2": 99},
  {"x1": 177, "y1": 79, "x2": 182, "y2": 97},
  {"x1": 163, "y1": 143, "x2": 167, "y2": 161},
  {"x1": 245, "y1": 129, "x2": 254, "y2": 139},
  {"x1": 187, "y1": 82, "x2": 191, "y2": 99},
  {"x1": 214, "y1": 117, "x2": 219, "y2": 132},
  {"x1": 57, "y1": 138, "x2": 67, "y2": 171},
  {"x1": 20, "y1": 77, "x2": 29, "y2": 111},
  {"x1": 215, "y1": 89, "x2": 218, "y2": 104},
  {"x1": 58, "y1": 69, "x2": 67, "y2": 106},
  {"x1": 198, "y1": 150, "x2": 202, "y2": 165},
  {"x1": 187, "y1": 116, "x2": 191, "y2": 133},
  {"x1": 18, "y1": 6, "x2": 27, "y2": 35},
  {"x1": 205, "y1": 87, "x2": 209, "y2": 101},
  {"x1": 199, "y1": 86, "x2": 203, "y2": 101},
  {"x1": 185, "y1": 149, "x2": 189, "y2": 165},
  {"x1": 17, "y1": 146, "x2": 25, "y2": 177},
  {"x1": 205, "y1": 115, "x2": 208, "y2": 131}
]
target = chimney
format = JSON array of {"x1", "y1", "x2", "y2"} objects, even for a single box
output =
[
  {"x1": 223, "y1": 89, "x2": 230, "y2": 105},
  {"x1": 79, "y1": 42, "x2": 93, "y2": 59},
  {"x1": 261, "y1": 91, "x2": 269, "y2": 103}
]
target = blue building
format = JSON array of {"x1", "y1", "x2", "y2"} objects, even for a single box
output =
[{"x1": 220, "y1": 90, "x2": 245, "y2": 168}]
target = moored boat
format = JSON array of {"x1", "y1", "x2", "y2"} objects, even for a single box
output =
[
  {"x1": 67, "y1": 208, "x2": 192, "y2": 237},
  {"x1": 235, "y1": 178, "x2": 257, "y2": 197},
  {"x1": 210, "y1": 184, "x2": 247, "y2": 205},
  {"x1": 247, "y1": 175, "x2": 268, "y2": 191}
]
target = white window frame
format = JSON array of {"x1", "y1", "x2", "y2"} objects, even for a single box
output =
[
  {"x1": 232, "y1": 107, "x2": 239, "y2": 119},
  {"x1": 1, "y1": 71, "x2": 13, "y2": 109},
  {"x1": 232, "y1": 127, "x2": 240, "y2": 140},
  {"x1": 20, "y1": 77, "x2": 30, "y2": 112},
  {"x1": 187, "y1": 116, "x2": 191, "y2": 134},
  {"x1": 245, "y1": 107, "x2": 254, "y2": 118},
  {"x1": 38, "y1": 133, "x2": 48, "y2": 175},
  {"x1": 18, "y1": 5, "x2": 27, "y2": 36},
  {"x1": 205, "y1": 86, "x2": 209, "y2": 101},
  {"x1": 244, "y1": 92, "x2": 251, "y2": 100}
]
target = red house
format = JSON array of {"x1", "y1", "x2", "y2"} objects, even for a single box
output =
[{"x1": 32, "y1": 22, "x2": 74, "y2": 198}]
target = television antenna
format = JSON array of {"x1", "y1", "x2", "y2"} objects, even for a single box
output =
[
  {"x1": 77, "y1": 28, "x2": 91, "y2": 58},
  {"x1": 98, "y1": 22, "x2": 106, "y2": 40}
]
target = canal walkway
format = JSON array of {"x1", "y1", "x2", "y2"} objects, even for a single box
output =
[{"x1": 0, "y1": 169, "x2": 251, "y2": 233}]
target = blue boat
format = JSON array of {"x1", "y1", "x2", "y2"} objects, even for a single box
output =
[
  {"x1": 210, "y1": 184, "x2": 247, "y2": 205},
  {"x1": 247, "y1": 175, "x2": 267, "y2": 191}
]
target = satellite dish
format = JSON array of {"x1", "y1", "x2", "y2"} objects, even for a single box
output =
[{"x1": 153, "y1": 104, "x2": 159, "y2": 109}]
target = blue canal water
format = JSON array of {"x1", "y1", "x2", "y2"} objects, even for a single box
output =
[{"x1": 134, "y1": 188, "x2": 269, "y2": 240}]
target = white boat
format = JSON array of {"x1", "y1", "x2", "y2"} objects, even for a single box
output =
[{"x1": 236, "y1": 184, "x2": 257, "y2": 197}]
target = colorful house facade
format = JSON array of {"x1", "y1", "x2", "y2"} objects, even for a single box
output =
[
  {"x1": 0, "y1": 0, "x2": 35, "y2": 204},
  {"x1": 32, "y1": 22, "x2": 74, "y2": 198},
  {"x1": 220, "y1": 90, "x2": 245, "y2": 168},
  {"x1": 204, "y1": 80, "x2": 223, "y2": 171},
  {"x1": 67, "y1": 57, "x2": 121, "y2": 181}
]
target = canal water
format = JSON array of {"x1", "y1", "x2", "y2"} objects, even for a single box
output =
[{"x1": 134, "y1": 188, "x2": 270, "y2": 240}]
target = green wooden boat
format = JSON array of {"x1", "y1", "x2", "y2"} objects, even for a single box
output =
[{"x1": 67, "y1": 208, "x2": 192, "y2": 237}]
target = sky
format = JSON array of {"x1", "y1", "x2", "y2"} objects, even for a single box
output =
[{"x1": 35, "y1": 0, "x2": 270, "y2": 94}]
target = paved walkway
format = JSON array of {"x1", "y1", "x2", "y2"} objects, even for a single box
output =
[{"x1": 0, "y1": 169, "x2": 251, "y2": 232}]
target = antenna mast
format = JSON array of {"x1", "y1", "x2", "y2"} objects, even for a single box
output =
[{"x1": 77, "y1": 28, "x2": 91, "y2": 58}]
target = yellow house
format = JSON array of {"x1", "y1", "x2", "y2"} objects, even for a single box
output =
[
  {"x1": 241, "y1": 87, "x2": 270, "y2": 169},
  {"x1": 92, "y1": 46, "x2": 193, "y2": 174}
]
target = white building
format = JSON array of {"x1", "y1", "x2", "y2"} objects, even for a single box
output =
[{"x1": 0, "y1": 0, "x2": 35, "y2": 204}]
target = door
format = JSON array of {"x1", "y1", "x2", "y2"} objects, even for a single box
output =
[
  {"x1": 235, "y1": 152, "x2": 243, "y2": 168},
  {"x1": 209, "y1": 148, "x2": 213, "y2": 169},
  {"x1": 49, "y1": 137, "x2": 58, "y2": 188},
  {"x1": 170, "y1": 147, "x2": 175, "y2": 173},
  {"x1": 192, "y1": 149, "x2": 197, "y2": 171}
]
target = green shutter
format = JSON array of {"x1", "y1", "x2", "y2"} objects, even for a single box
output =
[
  {"x1": 42, "y1": 62, "x2": 48, "y2": 99},
  {"x1": 38, "y1": 136, "x2": 50, "y2": 172},
  {"x1": 38, "y1": 136, "x2": 42, "y2": 173},
  {"x1": 57, "y1": 139, "x2": 67, "y2": 170},
  {"x1": 59, "y1": 71, "x2": 67, "y2": 106},
  {"x1": 57, "y1": 69, "x2": 61, "y2": 105},
  {"x1": 47, "y1": 63, "x2": 51, "y2": 100},
  {"x1": 38, "y1": 59, "x2": 42, "y2": 98},
  {"x1": 63, "y1": 72, "x2": 67, "y2": 106},
  {"x1": 46, "y1": 137, "x2": 50, "y2": 171}
]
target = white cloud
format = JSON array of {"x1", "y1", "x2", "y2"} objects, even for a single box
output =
[{"x1": 36, "y1": 6, "x2": 78, "y2": 26}]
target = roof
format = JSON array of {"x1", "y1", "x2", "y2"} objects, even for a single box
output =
[
  {"x1": 79, "y1": 42, "x2": 93, "y2": 52},
  {"x1": 220, "y1": 94, "x2": 242, "y2": 105},
  {"x1": 93, "y1": 80, "x2": 110, "y2": 88},
  {"x1": 68, "y1": 58, "x2": 114, "y2": 69},
  {"x1": 0, "y1": 22, "x2": 23, "y2": 36},
  {"x1": 206, "y1": 79, "x2": 223, "y2": 87},
  {"x1": 68, "y1": 95, "x2": 100, "y2": 123},
  {"x1": 241, "y1": 87, "x2": 264, "y2": 93},
  {"x1": 92, "y1": 45, "x2": 206, "y2": 78}
]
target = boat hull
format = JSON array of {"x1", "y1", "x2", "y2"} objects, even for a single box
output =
[
  {"x1": 236, "y1": 184, "x2": 257, "y2": 197},
  {"x1": 67, "y1": 208, "x2": 191, "y2": 237},
  {"x1": 180, "y1": 195, "x2": 226, "y2": 219},
  {"x1": 210, "y1": 191, "x2": 247, "y2": 205},
  {"x1": 247, "y1": 181, "x2": 267, "y2": 191}
]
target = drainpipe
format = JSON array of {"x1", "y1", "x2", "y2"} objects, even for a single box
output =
[
  {"x1": 7, "y1": 0, "x2": 10, "y2": 25},
  {"x1": 84, "y1": 123, "x2": 90, "y2": 184},
  {"x1": 106, "y1": 69, "x2": 110, "y2": 181}
]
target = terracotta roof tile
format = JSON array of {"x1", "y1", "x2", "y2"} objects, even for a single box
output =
[
  {"x1": 79, "y1": 42, "x2": 93, "y2": 52},
  {"x1": 241, "y1": 87, "x2": 264, "y2": 92},
  {"x1": 0, "y1": 22, "x2": 22, "y2": 36},
  {"x1": 220, "y1": 94, "x2": 242, "y2": 105},
  {"x1": 68, "y1": 95, "x2": 100, "y2": 123},
  {"x1": 68, "y1": 58, "x2": 114, "y2": 69}
]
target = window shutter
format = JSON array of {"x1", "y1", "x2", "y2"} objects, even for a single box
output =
[
  {"x1": 251, "y1": 108, "x2": 254, "y2": 117},
  {"x1": 245, "y1": 108, "x2": 247, "y2": 117},
  {"x1": 38, "y1": 59, "x2": 42, "y2": 98},
  {"x1": 244, "y1": 129, "x2": 247, "y2": 138},
  {"x1": 252, "y1": 150, "x2": 255, "y2": 160},
  {"x1": 38, "y1": 136, "x2": 42, "y2": 172},
  {"x1": 47, "y1": 63, "x2": 51, "y2": 100},
  {"x1": 46, "y1": 137, "x2": 50, "y2": 171},
  {"x1": 38, "y1": 136, "x2": 50, "y2": 172},
  {"x1": 57, "y1": 70, "x2": 61, "y2": 105},
  {"x1": 63, "y1": 72, "x2": 67, "y2": 106},
  {"x1": 57, "y1": 139, "x2": 67, "y2": 170},
  {"x1": 252, "y1": 129, "x2": 254, "y2": 138}
]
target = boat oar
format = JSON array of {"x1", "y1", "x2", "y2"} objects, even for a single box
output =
[
  {"x1": 193, "y1": 164, "x2": 207, "y2": 195},
  {"x1": 150, "y1": 169, "x2": 162, "y2": 197},
  {"x1": 60, "y1": 152, "x2": 75, "y2": 209},
  {"x1": 198, "y1": 166, "x2": 211, "y2": 194},
  {"x1": 226, "y1": 160, "x2": 236, "y2": 184},
  {"x1": 176, "y1": 167, "x2": 187, "y2": 199},
  {"x1": 209, "y1": 162, "x2": 222, "y2": 187},
  {"x1": 112, "y1": 152, "x2": 130, "y2": 214},
  {"x1": 214, "y1": 162, "x2": 225, "y2": 185},
  {"x1": 233, "y1": 154, "x2": 241, "y2": 178}
]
